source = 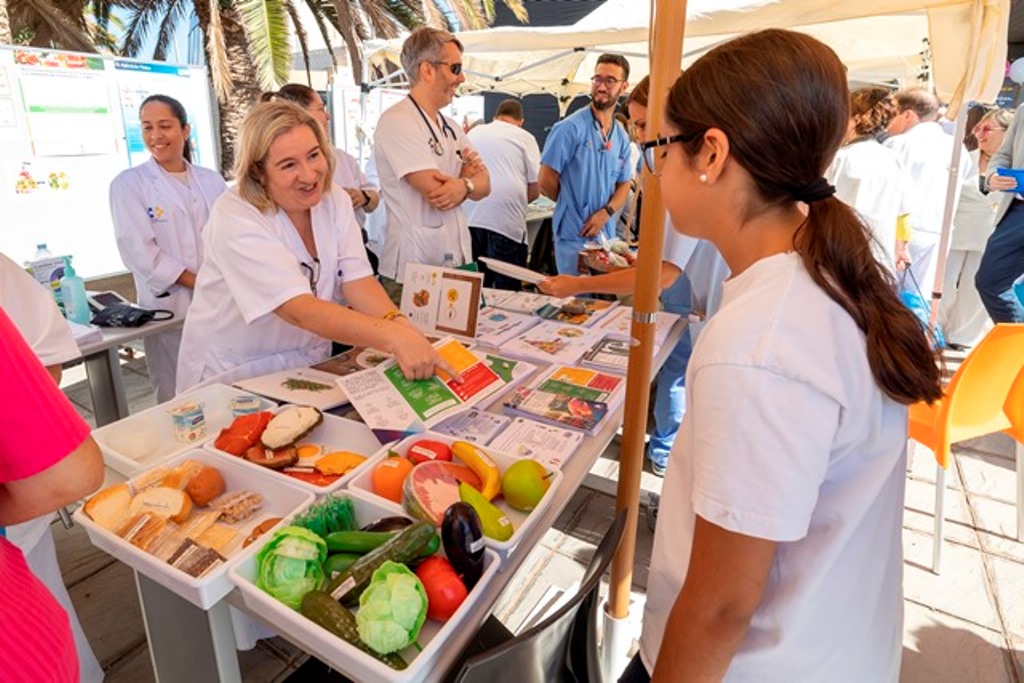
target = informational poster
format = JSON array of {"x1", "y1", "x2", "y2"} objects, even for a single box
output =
[{"x1": 0, "y1": 45, "x2": 216, "y2": 277}]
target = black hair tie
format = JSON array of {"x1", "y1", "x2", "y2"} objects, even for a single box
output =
[{"x1": 792, "y1": 177, "x2": 836, "y2": 203}]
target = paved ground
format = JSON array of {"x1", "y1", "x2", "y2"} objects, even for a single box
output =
[{"x1": 52, "y1": 351, "x2": 1024, "y2": 681}]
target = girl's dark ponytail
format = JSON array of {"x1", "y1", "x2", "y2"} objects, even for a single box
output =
[{"x1": 797, "y1": 198, "x2": 942, "y2": 404}]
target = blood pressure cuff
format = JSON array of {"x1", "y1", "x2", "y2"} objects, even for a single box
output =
[{"x1": 91, "y1": 303, "x2": 173, "y2": 328}]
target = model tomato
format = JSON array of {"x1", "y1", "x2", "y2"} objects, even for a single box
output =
[
  {"x1": 414, "y1": 556, "x2": 468, "y2": 621},
  {"x1": 406, "y1": 439, "x2": 453, "y2": 465}
]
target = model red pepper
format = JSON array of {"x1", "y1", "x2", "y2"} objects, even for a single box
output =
[{"x1": 406, "y1": 439, "x2": 453, "y2": 465}]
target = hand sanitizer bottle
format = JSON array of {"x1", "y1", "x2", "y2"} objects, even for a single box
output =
[{"x1": 60, "y1": 257, "x2": 91, "y2": 324}]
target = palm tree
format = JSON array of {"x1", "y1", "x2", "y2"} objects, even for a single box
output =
[{"x1": 3, "y1": 0, "x2": 118, "y2": 51}]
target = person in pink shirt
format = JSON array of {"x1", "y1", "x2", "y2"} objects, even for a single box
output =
[{"x1": 0, "y1": 307, "x2": 104, "y2": 683}]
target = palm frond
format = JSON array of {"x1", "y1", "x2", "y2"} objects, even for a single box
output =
[
  {"x1": 328, "y1": 0, "x2": 365, "y2": 79},
  {"x1": 119, "y1": 1, "x2": 166, "y2": 57},
  {"x1": 11, "y1": 0, "x2": 95, "y2": 51},
  {"x1": 152, "y1": 0, "x2": 189, "y2": 61},
  {"x1": 371, "y1": 0, "x2": 422, "y2": 33},
  {"x1": 301, "y1": 3, "x2": 338, "y2": 70},
  {"x1": 282, "y1": 0, "x2": 312, "y2": 86},
  {"x1": 205, "y1": 0, "x2": 234, "y2": 101},
  {"x1": 498, "y1": 0, "x2": 527, "y2": 23},
  {"x1": 236, "y1": 0, "x2": 293, "y2": 89}
]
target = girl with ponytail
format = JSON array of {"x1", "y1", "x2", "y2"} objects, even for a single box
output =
[{"x1": 625, "y1": 29, "x2": 940, "y2": 683}]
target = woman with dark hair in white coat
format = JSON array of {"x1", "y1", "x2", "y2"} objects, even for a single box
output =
[{"x1": 109, "y1": 94, "x2": 227, "y2": 401}]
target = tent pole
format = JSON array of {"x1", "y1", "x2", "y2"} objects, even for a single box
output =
[
  {"x1": 602, "y1": 0, "x2": 686, "y2": 679},
  {"x1": 928, "y1": 104, "x2": 969, "y2": 333}
]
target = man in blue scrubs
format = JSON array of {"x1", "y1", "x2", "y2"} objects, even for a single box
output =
[{"x1": 539, "y1": 54, "x2": 633, "y2": 274}]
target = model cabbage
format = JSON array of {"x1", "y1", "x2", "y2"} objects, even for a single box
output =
[
  {"x1": 256, "y1": 525, "x2": 327, "y2": 609},
  {"x1": 356, "y1": 561, "x2": 427, "y2": 654}
]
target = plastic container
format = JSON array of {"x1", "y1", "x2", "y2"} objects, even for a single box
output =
[
  {"x1": 60, "y1": 256, "x2": 91, "y2": 324},
  {"x1": 229, "y1": 489, "x2": 501, "y2": 683},
  {"x1": 33, "y1": 243, "x2": 54, "y2": 260},
  {"x1": 95, "y1": 384, "x2": 276, "y2": 477},
  {"x1": 205, "y1": 411, "x2": 383, "y2": 494},
  {"x1": 73, "y1": 449, "x2": 315, "y2": 609},
  {"x1": 347, "y1": 432, "x2": 562, "y2": 563}
]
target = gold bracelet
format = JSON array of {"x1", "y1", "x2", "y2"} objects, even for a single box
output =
[{"x1": 383, "y1": 309, "x2": 406, "y2": 321}]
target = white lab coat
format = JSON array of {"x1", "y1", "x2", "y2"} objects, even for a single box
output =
[
  {"x1": 826, "y1": 138, "x2": 908, "y2": 272},
  {"x1": 175, "y1": 185, "x2": 374, "y2": 393},
  {"x1": 373, "y1": 97, "x2": 475, "y2": 281},
  {"x1": 109, "y1": 158, "x2": 227, "y2": 401}
]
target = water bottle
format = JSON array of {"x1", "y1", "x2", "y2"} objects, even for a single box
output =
[
  {"x1": 33, "y1": 243, "x2": 54, "y2": 260},
  {"x1": 442, "y1": 252, "x2": 455, "y2": 269},
  {"x1": 60, "y1": 256, "x2": 91, "y2": 324}
]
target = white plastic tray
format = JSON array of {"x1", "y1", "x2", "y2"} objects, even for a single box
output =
[
  {"x1": 230, "y1": 489, "x2": 501, "y2": 683},
  {"x1": 204, "y1": 411, "x2": 383, "y2": 494},
  {"x1": 95, "y1": 383, "x2": 277, "y2": 477},
  {"x1": 346, "y1": 432, "x2": 562, "y2": 563},
  {"x1": 73, "y1": 449, "x2": 314, "y2": 609}
]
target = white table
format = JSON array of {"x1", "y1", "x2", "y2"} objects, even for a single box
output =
[
  {"x1": 130, "y1": 319, "x2": 686, "y2": 682},
  {"x1": 73, "y1": 317, "x2": 183, "y2": 426}
]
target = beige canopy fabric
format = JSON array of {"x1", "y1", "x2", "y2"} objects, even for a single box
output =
[{"x1": 363, "y1": 0, "x2": 1009, "y2": 114}]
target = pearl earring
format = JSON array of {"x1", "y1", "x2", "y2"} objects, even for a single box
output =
[{"x1": 698, "y1": 173, "x2": 708, "y2": 183}]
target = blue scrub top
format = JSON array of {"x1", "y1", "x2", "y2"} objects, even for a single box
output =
[{"x1": 541, "y1": 106, "x2": 632, "y2": 254}]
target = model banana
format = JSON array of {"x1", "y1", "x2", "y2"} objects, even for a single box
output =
[{"x1": 451, "y1": 440, "x2": 501, "y2": 500}]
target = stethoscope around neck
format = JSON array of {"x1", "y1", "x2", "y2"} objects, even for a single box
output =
[{"x1": 409, "y1": 94, "x2": 457, "y2": 157}]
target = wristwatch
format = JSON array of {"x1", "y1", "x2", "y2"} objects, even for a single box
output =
[
  {"x1": 463, "y1": 177, "x2": 475, "y2": 199},
  {"x1": 604, "y1": 203, "x2": 615, "y2": 217}
]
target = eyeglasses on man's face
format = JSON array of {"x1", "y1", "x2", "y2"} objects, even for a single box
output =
[
  {"x1": 640, "y1": 131, "x2": 705, "y2": 176},
  {"x1": 432, "y1": 61, "x2": 463, "y2": 75},
  {"x1": 591, "y1": 75, "x2": 622, "y2": 88}
]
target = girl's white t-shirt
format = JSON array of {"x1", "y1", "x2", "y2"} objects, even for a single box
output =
[{"x1": 640, "y1": 251, "x2": 907, "y2": 682}]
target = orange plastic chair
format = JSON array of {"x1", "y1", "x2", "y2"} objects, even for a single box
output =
[
  {"x1": 1001, "y1": 367, "x2": 1024, "y2": 545},
  {"x1": 908, "y1": 323, "x2": 1024, "y2": 574}
]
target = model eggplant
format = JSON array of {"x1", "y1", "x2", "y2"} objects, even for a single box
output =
[{"x1": 441, "y1": 502, "x2": 485, "y2": 589}]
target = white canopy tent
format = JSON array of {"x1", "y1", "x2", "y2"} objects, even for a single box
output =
[{"x1": 363, "y1": 0, "x2": 1009, "y2": 115}]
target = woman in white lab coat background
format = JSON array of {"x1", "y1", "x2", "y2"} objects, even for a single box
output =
[
  {"x1": 261, "y1": 83, "x2": 381, "y2": 273},
  {"x1": 175, "y1": 101, "x2": 452, "y2": 392},
  {"x1": 825, "y1": 87, "x2": 910, "y2": 274},
  {"x1": 109, "y1": 94, "x2": 227, "y2": 402},
  {"x1": 940, "y1": 106, "x2": 1011, "y2": 349}
]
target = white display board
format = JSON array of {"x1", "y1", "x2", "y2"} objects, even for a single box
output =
[{"x1": 0, "y1": 46, "x2": 216, "y2": 277}]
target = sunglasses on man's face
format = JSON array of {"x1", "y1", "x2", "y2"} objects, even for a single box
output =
[{"x1": 432, "y1": 61, "x2": 463, "y2": 76}]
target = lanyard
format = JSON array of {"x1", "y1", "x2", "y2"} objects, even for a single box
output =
[{"x1": 409, "y1": 95, "x2": 457, "y2": 157}]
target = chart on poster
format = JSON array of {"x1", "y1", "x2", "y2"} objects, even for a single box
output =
[{"x1": 0, "y1": 46, "x2": 215, "y2": 276}]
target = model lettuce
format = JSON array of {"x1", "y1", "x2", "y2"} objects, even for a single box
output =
[
  {"x1": 256, "y1": 526, "x2": 327, "y2": 609},
  {"x1": 356, "y1": 561, "x2": 428, "y2": 654}
]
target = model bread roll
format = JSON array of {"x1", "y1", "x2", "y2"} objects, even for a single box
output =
[
  {"x1": 128, "y1": 487, "x2": 193, "y2": 524},
  {"x1": 186, "y1": 466, "x2": 226, "y2": 506},
  {"x1": 83, "y1": 483, "x2": 132, "y2": 531}
]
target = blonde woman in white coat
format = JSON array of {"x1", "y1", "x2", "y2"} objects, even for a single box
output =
[
  {"x1": 940, "y1": 108, "x2": 1011, "y2": 349},
  {"x1": 109, "y1": 95, "x2": 227, "y2": 401}
]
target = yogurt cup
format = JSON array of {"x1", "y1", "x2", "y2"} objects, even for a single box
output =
[
  {"x1": 168, "y1": 401, "x2": 206, "y2": 443},
  {"x1": 230, "y1": 395, "x2": 262, "y2": 417}
]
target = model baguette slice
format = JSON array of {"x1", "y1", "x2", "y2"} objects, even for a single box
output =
[
  {"x1": 83, "y1": 482, "x2": 132, "y2": 531},
  {"x1": 260, "y1": 405, "x2": 323, "y2": 450},
  {"x1": 128, "y1": 487, "x2": 192, "y2": 524}
]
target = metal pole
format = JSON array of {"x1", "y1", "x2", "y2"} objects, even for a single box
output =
[{"x1": 928, "y1": 105, "x2": 969, "y2": 331}]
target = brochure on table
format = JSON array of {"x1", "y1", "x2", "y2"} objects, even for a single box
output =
[
  {"x1": 534, "y1": 297, "x2": 618, "y2": 327},
  {"x1": 502, "y1": 364, "x2": 626, "y2": 435},
  {"x1": 473, "y1": 306, "x2": 540, "y2": 349},
  {"x1": 432, "y1": 407, "x2": 511, "y2": 445},
  {"x1": 400, "y1": 263, "x2": 483, "y2": 340},
  {"x1": 580, "y1": 336, "x2": 631, "y2": 373},
  {"x1": 498, "y1": 320, "x2": 603, "y2": 366},
  {"x1": 488, "y1": 417, "x2": 584, "y2": 470},
  {"x1": 594, "y1": 306, "x2": 681, "y2": 345},
  {"x1": 489, "y1": 291, "x2": 567, "y2": 315},
  {"x1": 336, "y1": 337, "x2": 535, "y2": 436}
]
